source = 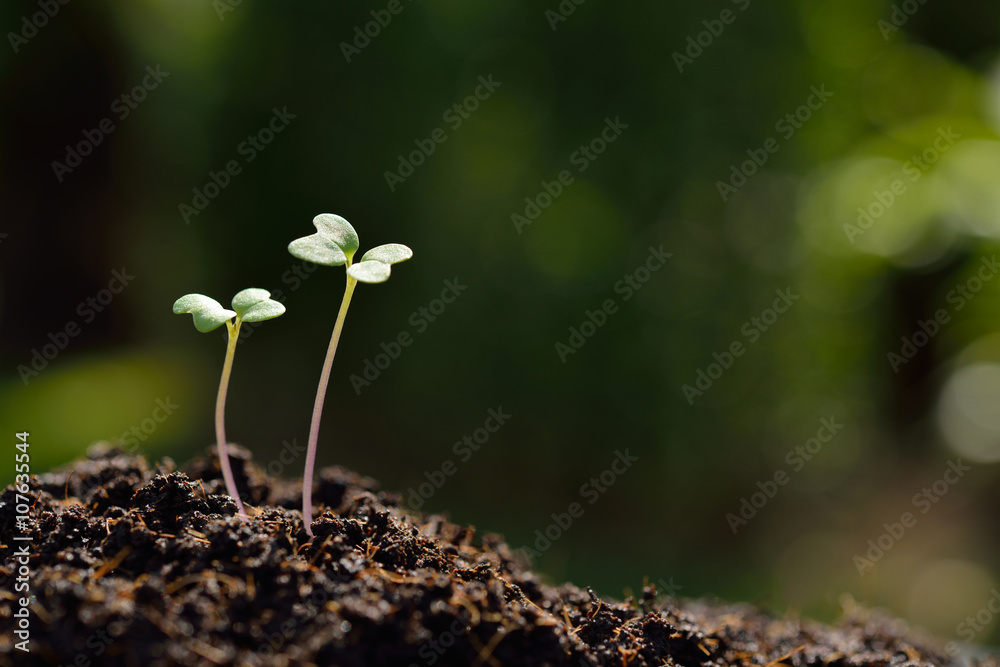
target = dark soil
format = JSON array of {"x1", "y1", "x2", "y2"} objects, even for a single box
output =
[{"x1": 0, "y1": 444, "x2": 992, "y2": 666}]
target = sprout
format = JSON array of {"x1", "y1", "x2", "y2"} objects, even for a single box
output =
[
  {"x1": 173, "y1": 288, "x2": 285, "y2": 519},
  {"x1": 289, "y1": 213, "x2": 412, "y2": 536}
]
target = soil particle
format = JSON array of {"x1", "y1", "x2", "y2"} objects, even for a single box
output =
[{"x1": 0, "y1": 444, "x2": 989, "y2": 666}]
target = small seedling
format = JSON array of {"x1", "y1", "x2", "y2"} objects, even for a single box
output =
[
  {"x1": 173, "y1": 288, "x2": 285, "y2": 519},
  {"x1": 288, "y1": 213, "x2": 412, "y2": 536}
]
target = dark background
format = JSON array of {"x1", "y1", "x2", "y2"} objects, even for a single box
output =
[{"x1": 3, "y1": 0, "x2": 1000, "y2": 645}]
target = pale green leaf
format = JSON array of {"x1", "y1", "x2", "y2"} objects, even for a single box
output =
[
  {"x1": 347, "y1": 260, "x2": 392, "y2": 283},
  {"x1": 231, "y1": 288, "x2": 270, "y2": 314},
  {"x1": 361, "y1": 243, "x2": 413, "y2": 265},
  {"x1": 173, "y1": 294, "x2": 235, "y2": 333},
  {"x1": 288, "y1": 213, "x2": 359, "y2": 266},
  {"x1": 231, "y1": 288, "x2": 286, "y2": 323},
  {"x1": 288, "y1": 236, "x2": 347, "y2": 266},
  {"x1": 241, "y1": 300, "x2": 286, "y2": 323},
  {"x1": 314, "y1": 214, "x2": 359, "y2": 254}
]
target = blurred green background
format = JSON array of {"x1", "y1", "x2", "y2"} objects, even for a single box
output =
[{"x1": 4, "y1": 0, "x2": 1000, "y2": 646}]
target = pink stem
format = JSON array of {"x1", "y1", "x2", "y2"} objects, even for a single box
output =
[
  {"x1": 303, "y1": 275, "x2": 357, "y2": 536},
  {"x1": 216, "y1": 320, "x2": 247, "y2": 519}
]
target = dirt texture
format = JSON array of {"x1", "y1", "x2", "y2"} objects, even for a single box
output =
[{"x1": 0, "y1": 444, "x2": 992, "y2": 667}]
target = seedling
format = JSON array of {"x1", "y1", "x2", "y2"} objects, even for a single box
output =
[
  {"x1": 288, "y1": 213, "x2": 412, "y2": 535},
  {"x1": 173, "y1": 288, "x2": 285, "y2": 519}
]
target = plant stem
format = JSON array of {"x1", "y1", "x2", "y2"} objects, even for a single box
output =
[
  {"x1": 216, "y1": 319, "x2": 247, "y2": 519},
  {"x1": 303, "y1": 274, "x2": 358, "y2": 536}
]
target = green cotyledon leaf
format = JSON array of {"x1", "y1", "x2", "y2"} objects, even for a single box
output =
[
  {"x1": 288, "y1": 213, "x2": 360, "y2": 266},
  {"x1": 173, "y1": 294, "x2": 236, "y2": 332},
  {"x1": 231, "y1": 288, "x2": 286, "y2": 323},
  {"x1": 360, "y1": 243, "x2": 413, "y2": 265}
]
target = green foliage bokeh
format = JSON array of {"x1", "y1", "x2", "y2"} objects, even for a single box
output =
[{"x1": 3, "y1": 0, "x2": 1000, "y2": 642}]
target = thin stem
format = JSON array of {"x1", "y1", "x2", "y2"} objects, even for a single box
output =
[
  {"x1": 216, "y1": 319, "x2": 247, "y2": 519},
  {"x1": 303, "y1": 274, "x2": 358, "y2": 536}
]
